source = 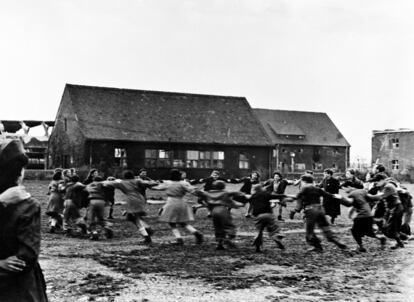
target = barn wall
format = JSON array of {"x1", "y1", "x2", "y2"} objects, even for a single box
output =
[
  {"x1": 85, "y1": 140, "x2": 271, "y2": 179},
  {"x1": 270, "y1": 144, "x2": 348, "y2": 174},
  {"x1": 49, "y1": 89, "x2": 86, "y2": 169}
]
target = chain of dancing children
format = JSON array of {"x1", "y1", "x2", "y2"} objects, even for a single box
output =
[{"x1": 45, "y1": 164, "x2": 413, "y2": 252}]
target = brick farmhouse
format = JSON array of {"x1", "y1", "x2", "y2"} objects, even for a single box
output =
[{"x1": 372, "y1": 129, "x2": 414, "y2": 181}]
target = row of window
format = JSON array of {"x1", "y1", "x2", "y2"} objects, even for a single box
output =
[
  {"x1": 113, "y1": 148, "x2": 250, "y2": 169},
  {"x1": 279, "y1": 163, "x2": 335, "y2": 171}
]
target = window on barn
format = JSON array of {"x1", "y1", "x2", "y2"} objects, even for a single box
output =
[
  {"x1": 199, "y1": 151, "x2": 212, "y2": 168},
  {"x1": 295, "y1": 163, "x2": 306, "y2": 171},
  {"x1": 144, "y1": 149, "x2": 172, "y2": 168},
  {"x1": 312, "y1": 163, "x2": 323, "y2": 171},
  {"x1": 157, "y1": 149, "x2": 171, "y2": 167},
  {"x1": 172, "y1": 150, "x2": 186, "y2": 168},
  {"x1": 212, "y1": 151, "x2": 225, "y2": 169},
  {"x1": 185, "y1": 150, "x2": 224, "y2": 169},
  {"x1": 186, "y1": 150, "x2": 199, "y2": 168},
  {"x1": 239, "y1": 153, "x2": 249, "y2": 169},
  {"x1": 144, "y1": 149, "x2": 157, "y2": 167},
  {"x1": 173, "y1": 159, "x2": 185, "y2": 168},
  {"x1": 391, "y1": 138, "x2": 399, "y2": 149},
  {"x1": 114, "y1": 148, "x2": 127, "y2": 167},
  {"x1": 391, "y1": 160, "x2": 399, "y2": 170}
]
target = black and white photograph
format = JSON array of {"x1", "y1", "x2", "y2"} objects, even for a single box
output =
[{"x1": 1, "y1": 1, "x2": 414, "y2": 301}]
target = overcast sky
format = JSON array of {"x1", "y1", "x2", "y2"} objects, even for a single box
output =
[{"x1": 1, "y1": 0, "x2": 413, "y2": 163}]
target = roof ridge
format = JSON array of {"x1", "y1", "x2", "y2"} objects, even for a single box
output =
[
  {"x1": 65, "y1": 83, "x2": 245, "y2": 100},
  {"x1": 253, "y1": 108, "x2": 326, "y2": 115}
]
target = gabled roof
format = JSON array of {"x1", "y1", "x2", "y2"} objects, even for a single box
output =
[
  {"x1": 62, "y1": 84, "x2": 271, "y2": 146},
  {"x1": 254, "y1": 109, "x2": 350, "y2": 147}
]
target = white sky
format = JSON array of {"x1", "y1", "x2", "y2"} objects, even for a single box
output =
[{"x1": 1, "y1": 0, "x2": 413, "y2": 163}]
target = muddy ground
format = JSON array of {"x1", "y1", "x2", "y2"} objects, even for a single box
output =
[{"x1": 26, "y1": 180, "x2": 414, "y2": 302}]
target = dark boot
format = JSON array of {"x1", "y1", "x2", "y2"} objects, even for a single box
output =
[
  {"x1": 107, "y1": 208, "x2": 114, "y2": 219},
  {"x1": 391, "y1": 240, "x2": 404, "y2": 249},
  {"x1": 277, "y1": 215, "x2": 284, "y2": 221},
  {"x1": 173, "y1": 238, "x2": 184, "y2": 246},
  {"x1": 90, "y1": 231, "x2": 99, "y2": 241},
  {"x1": 307, "y1": 240, "x2": 323, "y2": 252},
  {"x1": 194, "y1": 232, "x2": 204, "y2": 244},
  {"x1": 105, "y1": 228, "x2": 114, "y2": 239},
  {"x1": 145, "y1": 227, "x2": 154, "y2": 236},
  {"x1": 333, "y1": 240, "x2": 347, "y2": 250},
  {"x1": 253, "y1": 234, "x2": 263, "y2": 253},
  {"x1": 216, "y1": 240, "x2": 225, "y2": 250},
  {"x1": 77, "y1": 222, "x2": 88, "y2": 235},
  {"x1": 274, "y1": 237, "x2": 285, "y2": 250},
  {"x1": 142, "y1": 236, "x2": 152, "y2": 244},
  {"x1": 357, "y1": 245, "x2": 367, "y2": 252}
]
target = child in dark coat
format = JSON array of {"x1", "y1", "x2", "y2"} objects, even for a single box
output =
[
  {"x1": 62, "y1": 174, "x2": 87, "y2": 236},
  {"x1": 191, "y1": 170, "x2": 230, "y2": 216},
  {"x1": 197, "y1": 181, "x2": 245, "y2": 250},
  {"x1": 248, "y1": 184, "x2": 290, "y2": 252},
  {"x1": 338, "y1": 183, "x2": 386, "y2": 252},
  {"x1": 291, "y1": 175, "x2": 347, "y2": 252}
]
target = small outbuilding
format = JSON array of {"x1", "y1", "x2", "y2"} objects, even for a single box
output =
[{"x1": 254, "y1": 109, "x2": 350, "y2": 173}]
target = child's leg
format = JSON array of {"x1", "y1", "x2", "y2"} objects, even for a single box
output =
[
  {"x1": 169, "y1": 223, "x2": 184, "y2": 245},
  {"x1": 316, "y1": 210, "x2": 346, "y2": 249},
  {"x1": 253, "y1": 215, "x2": 266, "y2": 252},
  {"x1": 95, "y1": 201, "x2": 113, "y2": 239},
  {"x1": 265, "y1": 214, "x2": 285, "y2": 250},
  {"x1": 180, "y1": 223, "x2": 203, "y2": 244},
  {"x1": 87, "y1": 202, "x2": 98, "y2": 239},
  {"x1": 245, "y1": 202, "x2": 252, "y2": 218},
  {"x1": 351, "y1": 219, "x2": 365, "y2": 251},
  {"x1": 277, "y1": 204, "x2": 284, "y2": 221},
  {"x1": 304, "y1": 210, "x2": 322, "y2": 250},
  {"x1": 385, "y1": 206, "x2": 404, "y2": 248},
  {"x1": 107, "y1": 200, "x2": 115, "y2": 219}
]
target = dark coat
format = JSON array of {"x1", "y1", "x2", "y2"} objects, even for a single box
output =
[
  {"x1": 191, "y1": 177, "x2": 228, "y2": 192},
  {"x1": 264, "y1": 179, "x2": 289, "y2": 194},
  {"x1": 237, "y1": 177, "x2": 260, "y2": 194},
  {"x1": 318, "y1": 177, "x2": 341, "y2": 217},
  {"x1": 0, "y1": 197, "x2": 48, "y2": 302}
]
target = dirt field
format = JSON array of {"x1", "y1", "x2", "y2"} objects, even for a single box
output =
[{"x1": 27, "y1": 180, "x2": 414, "y2": 302}]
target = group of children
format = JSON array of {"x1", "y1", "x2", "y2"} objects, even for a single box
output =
[{"x1": 45, "y1": 165, "x2": 413, "y2": 253}]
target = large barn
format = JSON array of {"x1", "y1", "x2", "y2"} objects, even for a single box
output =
[
  {"x1": 254, "y1": 109, "x2": 350, "y2": 173},
  {"x1": 49, "y1": 84, "x2": 272, "y2": 179}
]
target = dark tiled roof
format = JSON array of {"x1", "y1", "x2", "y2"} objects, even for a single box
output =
[
  {"x1": 254, "y1": 109, "x2": 350, "y2": 147},
  {"x1": 64, "y1": 84, "x2": 271, "y2": 146}
]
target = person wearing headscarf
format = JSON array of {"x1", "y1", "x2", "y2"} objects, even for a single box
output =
[{"x1": 0, "y1": 139, "x2": 48, "y2": 301}]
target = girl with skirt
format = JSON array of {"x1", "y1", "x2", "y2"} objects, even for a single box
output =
[
  {"x1": 85, "y1": 176, "x2": 113, "y2": 240},
  {"x1": 104, "y1": 170, "x2": 158, "y2": 244},
  {"x1": 154, "y1": 169, "x2": 203, "y2": 245},
  {"x1": 0, "y1": 139, "x2": 48, "y2": 301},
  {"x1": 46, "y1": 170, "x2": 65, "y2": 233}
]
